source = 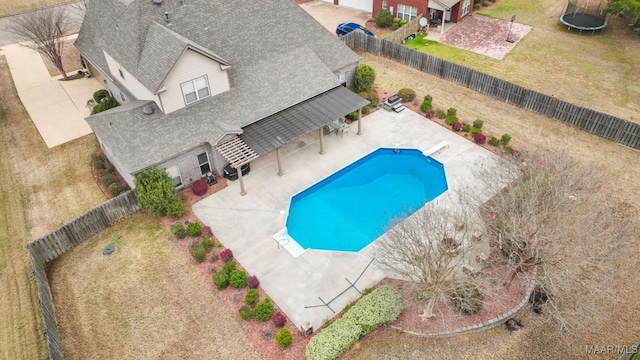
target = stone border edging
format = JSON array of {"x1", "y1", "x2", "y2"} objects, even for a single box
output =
[{"x1": 391, "y1": 271, "x2": 537, "y2": 338}]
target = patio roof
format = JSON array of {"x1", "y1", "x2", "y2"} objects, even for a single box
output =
[
  {"x1": 215, "y1": 137, "x2": 259, "y2": 168},
  {"x1": 429, "y1": 0, "x2": 459, "y2": 11},
  {"x1": 240, "y1": 86, "x2": 369, "y2": 155}
]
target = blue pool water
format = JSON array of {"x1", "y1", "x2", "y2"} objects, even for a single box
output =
[{"x1": 286, "y1": 148, "x2": 448, "y2": 252}]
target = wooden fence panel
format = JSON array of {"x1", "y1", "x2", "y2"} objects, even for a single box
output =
[
  {"x1": 467, "y1": 70, "x2": 496, "y2": 94},
  {"x1": 420, "y1": 53, "x2": 443, "y2": 76},
  {"x1": 441, "y1": 61, "x2": 470, "y2": 86},
  {"x1": 27, "y1": 190, "x2": 141, "y2": 360}
]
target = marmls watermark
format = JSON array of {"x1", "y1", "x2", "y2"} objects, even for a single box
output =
[{"x1": 585, "y1": 344, "x2": 639, "y2": 355}]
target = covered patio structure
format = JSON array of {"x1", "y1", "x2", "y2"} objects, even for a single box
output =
[{"x1": 217, "y1": 86, "x2": 369, "y2": 195}]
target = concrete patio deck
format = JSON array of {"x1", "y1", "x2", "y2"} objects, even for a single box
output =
[{"x1": 192, "y1": 108, "x2": 506, "y2": 331}]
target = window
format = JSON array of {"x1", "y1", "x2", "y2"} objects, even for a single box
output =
[
  {"x1": 165, "y1": 166, "x2": 183, "y2": 188},
  {"x1": 197, "y1": 152, "x2": 210, "y2": 175},
  {"x1": 338, "y1": 72, "x2": 347, "y2": 86},
  {"x1": 382, "y1": 0, "x2": 387, "y2": 9},
  {"x1": 181, "y1": 76, "x2": 210, "y2": 105},
  {"x1": 397, "y1": 4, "x2": 418, "y2": 21},
  {"x1": 462, "y1": 0, "x2": 471, "y2": 15}
]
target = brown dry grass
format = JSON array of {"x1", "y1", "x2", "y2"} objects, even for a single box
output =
[
  {"x1": 48, "y1": 214, "x2": 261, "y2": 360},
  {"x1": 0, "y1": 0, "x2": 75, "y2": 17},
  {"x1": 40, "y1": 40, "x2": 82, "y2": 77},
  {"x1": 342, "y1": 52, "x2": 640, "y2": 360},
  {"x1": 413, "y1": 0, "x2": 640, "y2": 123},
  {"x1": 0, "y1": 55, "x2": 104, "y2": 360}
]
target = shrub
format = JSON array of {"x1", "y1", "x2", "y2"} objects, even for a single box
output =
[
  {"x1": 399, "y1": 19, "x2": 408, "y2": 26},
  {"x1": 272, "y1": 310, "x2": 287, "y2": 328},
  {"x1": 397, "y1": 88, "x2": 416, "y2": 102},
  {"x1": 199, "y1": 238, "x2": 213, "y2": 253},
  {"x1": 361, "y1": 105, "x2": 370, "y2": 115},
  {"x1": 220, "y1": 248, "x2": 234, "y2": 262},
  {"x1": 451, "y1": 121, "x2": 462, "y2": 132},
  {"x1": 501, "y1": 133, "x2": 512, "y2": 146},
  {"x1": 435, "y1": 109, "x2": 446, "y2": 119},
  {"x1": 107, "y1": 182, "x2": 125, "y2": 196},
  {"x1": 470, "y1": 127, "x2": 482, "y2": 136},
  {"x1": 247, "y1": 275, "x2": 260, "y2": 289},
  {"x1": 392, "y1": 17, "x2": 401, "y2": 24},
  {"x1": 445, "y1": 107, "x2": 458, "y2": 125},
  {"x1": 474, "y1": 133, "x2": 487, "y2": 144},
  {"x1": 275, "y1": 328, "x2": 293, "y2": 349},
  {"x1": 357, "y1": 88, "x2": 379, "y2": 105},
  {"x1": 100, "y1": 173, "x2": 117, "y2": 186},
  {"x1": 472, "y1": 119, "x2": 484, "y2": 129},
  {"x1": 375, "y1": 9, "x2": 393, "y2": 27},
  {"x1": 482, "y1": 0, "x2": 490, "y2": 5},
  {"x1": 390, "y1": 22, "x2": 400, "y2": 30},
  {"x1": 201, "y1": 226, "x2": 213, "y2": 238},
  {"x1": 503, "y1": 145, "x2": 513, "y2": 154},
  {"x1": 189, "y1": 241, "x2": 206, "y2": 263},
  {"x1": 346, "y1": 111, "x2": 358, "y2": 121},
  {"x1": 92, "y1": 96, "x2": 118, "y2": 114},
  {"x1": 93, "y1": 89, "x2": 109, "y2": 103},
  {"x1": 425, "y1": 110, "x2": 435, "y2": 119},
  {"x1": 245, "y1": 288, "x2": 260, "y2": 306},
  {"x1": 474, "y1": 3, "x2": 481, "y2": 9},
  {"x1": 230, "y1": 270, "x2": 248, "y2": 288},
  {"x1": 134, "y1": 168, "x2": 184, "y2": 217},
  {"x1": 305, "y1": 286, "x2": 403, "y2": 360},
  {"x1": 171, "y1": 222, "x2": 186, "y2": 239},
  {"x1": 488, "y1": 136, "x2": 500, "y2": 146},
  {"x1": 462, "y1": 122, "x2": 472, "y2": 132},
  {"x1": 191, "y1": 179, "x2": 208, "y2": 196},
  {"x1": 419, "y1": 95, "x2": 433, "y2": 112},
  {"x1": 222, "y1": 260, "x2": 236, "y2": 276},
  {"x1": 187, "y1": 221, "x2": 202, "y2": 237},
  {"x1": 254, "y1": 298, "x2": 275, "y2": 321},
  {"x1": 239, "y1": 305, "x2": 253, "y2": 320},
  {"x1": 213, "y1": 271, "x2": 229, "y2": 290},
  {"x1": 353, "y1": 64, "x2": 376, "y2": 92},
  {"x1": 452, "y1": 283, "x2": 483, "y2": 315},
  {"x1": 371, "y1": 100, "x2": 378, "y2": 107}
]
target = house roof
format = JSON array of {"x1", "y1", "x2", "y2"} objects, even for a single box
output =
[
  {"x1": 240, "y1": 87, "x2": 370, "y2": 155},
  {"x1": 79, "y1": 0, "x2": 364, "y2": 174}
]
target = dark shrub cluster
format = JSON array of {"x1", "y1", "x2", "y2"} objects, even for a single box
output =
[
  {"x1": 272, "y1": 310, "x2": 287, "y2": 328},
  {"x1": 189, "y1": 240, "x2": 206, "y2": 263},
  {"x1": 93, "y1": 89, "x2": 109, "y2": 103},
  {"x1": 247, "y1": 275, "x2": 260, "y2": 289},
  {"x1": 451, "y1": 121, "x2": 462, "y2": 132},
  {"x1": 94, "y1": 152, "x2": 128, "y2": 197},
  {"x1": 171, "y1": 222, "x2": 186, "y2": 239},
  {"x1": 201, "y1": 225, "x2": 213, "y2": 238},
  {"x1": 220, "y1": 248, "x2": 234, "y2": 262},
  {"x1": 191, "y1": 179, "x2": 208, "y2": 196},
  {"x1": 474, "y1": 133, "x2": 487, "y2": 144},
  {"x1": 375, "y1": 9, "x2": 392, "y2": 27},
  {"x1": 425, "y1": 109, "x2": 435, "y2": 119},
  {"x1": 435, "y1": 109, "x2": 446, "y2": 119},
  {"x1": 239, "y1": 305, "x2": 253, "y2": 320},
  {"x1": 213, "y1": 271, "x2": 229, "y2": 290},
  {"x1": 92, "y1": 96, "x2": 119, "y2": 114}
]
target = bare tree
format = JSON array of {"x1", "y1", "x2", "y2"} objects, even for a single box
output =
[
  {"x1": 8, "y1": 5, "x2": 73, "y2": 80},
  {"x1": 478, "y1": 145, "x2": 633, "y2": 331},
  {"x1": 375, "y1": 196, "x2": 490, "y2": 319}
]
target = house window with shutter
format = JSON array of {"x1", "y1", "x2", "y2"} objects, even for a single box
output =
[{"x1": 181, "y1": 76, "x2": 210, "y2": 105}]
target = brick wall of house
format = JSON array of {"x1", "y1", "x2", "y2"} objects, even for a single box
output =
[{"x1": 372, "y1": 0, "x2": 470, "y2": 23}]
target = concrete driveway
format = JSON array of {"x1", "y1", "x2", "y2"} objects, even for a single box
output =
[
  {"x1": 2, "y1": 34, "x2": 105, "y2": 148},
  {"x1": 301, "y1": 1, "x2": 371, "y2": 35},
  {"x1": 193, "y1": 108, "x2": 506, "y2": 331}
]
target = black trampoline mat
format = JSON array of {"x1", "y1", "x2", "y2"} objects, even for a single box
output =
[{"x1": 561, "y1": 13, "x2": 606, "y2": 29}]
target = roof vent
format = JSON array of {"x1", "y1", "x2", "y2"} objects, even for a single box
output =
[
  {"x1": 152, "y1": 0, "x2": 163, "y2": 5},
  {"x1": 142, "y1": 106, "x2": 154, "y2": 115}
]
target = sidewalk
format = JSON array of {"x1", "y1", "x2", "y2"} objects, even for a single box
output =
[{"x1": 1, "y1": 34, "x2": 104, "y2": 148}]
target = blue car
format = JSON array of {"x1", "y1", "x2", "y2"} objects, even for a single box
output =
[{"x1": 335, "y1": 22, "x2": 375, "y2": 37}]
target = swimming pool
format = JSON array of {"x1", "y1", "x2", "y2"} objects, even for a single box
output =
[{"x1": 285, "y1": 148, "x2": 448, "y2": 252}]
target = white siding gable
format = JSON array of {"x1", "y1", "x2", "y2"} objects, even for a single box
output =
[
  {"x1": 103, "y1": 51, "x2": 160, "y2": 106},
  {"x1": 159, "y1": 49, "x2": 231, "y2": 114}
]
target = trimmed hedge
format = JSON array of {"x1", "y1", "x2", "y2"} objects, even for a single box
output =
[
  {"x1": 305, "y1": 286, "x2": 402, "y2": 360},
  {"x1": 230, "y1": 269, "x2": 248, "y2": 288},
  {"x1": 275, "y1": 327, "x2": 293, "y2": 349},
  {"x1": 187, "y1": 221, "x2": 202, "y2": 237},
  {"x1": 254, "y1": 298, "x2": 274, "y2": 321}
]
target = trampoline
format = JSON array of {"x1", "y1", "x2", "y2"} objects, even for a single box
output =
[{"x1": 560, "y1": 0, "x2": 608, "y2": 34}]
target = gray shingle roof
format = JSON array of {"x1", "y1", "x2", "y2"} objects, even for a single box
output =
[{"x1": 79, "y1": 0, "x2": 364, "y2": 175}]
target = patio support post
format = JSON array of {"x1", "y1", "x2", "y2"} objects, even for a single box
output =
[
  {"x1": 357, "y1": 108, "x2": 362, "y2": 135},
  {"x1": 276, "y1": 147, "x2": 284, "y2": 176},
  {"x1": 319, "y1": 127, "x2": 325, "y2": 155},
  {"x1": 237, "y1": 166, "x2": 247, "y2": 196}
]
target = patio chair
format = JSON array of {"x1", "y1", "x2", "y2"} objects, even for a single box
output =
[{"x1": 340, "y1": 123, "x2": 349, "y2": 137}]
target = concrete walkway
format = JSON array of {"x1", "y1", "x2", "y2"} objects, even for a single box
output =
[
  {"x1": 193, "y1": 108, "x2": 506, "y2": 331},
  {"x1": 1, "y1": 34, "x2": 104, "y2": 148}
]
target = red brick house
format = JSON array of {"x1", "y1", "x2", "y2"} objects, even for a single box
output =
[{"x1": 372, "y1": 0, "x2": 473, "y2": 25}]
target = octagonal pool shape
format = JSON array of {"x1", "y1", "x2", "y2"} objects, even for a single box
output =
[{"x1": 285, "y1": 148, "x2": 448, "y2": 252}]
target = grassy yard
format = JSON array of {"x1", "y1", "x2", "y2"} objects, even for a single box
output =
[
  {"x1": 48, "y1": 214, "x2": 261, "y2": 360},
  {"x1": 407, "y1": 0, "x2": 640, "y2": 123},
  {"x1": 0, "y1": 0, "x2": 75, "y2": 17},
  {"x1": 0, "y1": 55, "x2": 105, "y2": 360},
  {"x1": 344, "y1": 52, "x2": 640, "y2": 359}
]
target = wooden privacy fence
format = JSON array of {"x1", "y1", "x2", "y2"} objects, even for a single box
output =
[
  {"x1": 383, "y1": 15, "x2": 425, "y2": 44},
  {"x1": 27, "y1": 191, "x2": 141, "y2": 360},
  {"x1": 342, "y1": 32, "x2": 640, "y2": 150}
]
